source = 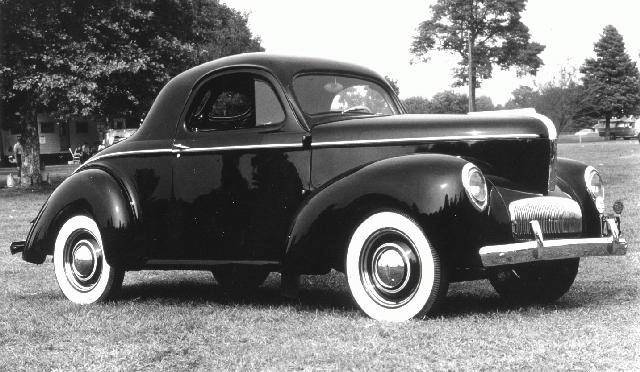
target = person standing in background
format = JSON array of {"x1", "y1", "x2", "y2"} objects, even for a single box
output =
[{"x1": 13, "y1": 136, "x2": 23, "y2": 178}]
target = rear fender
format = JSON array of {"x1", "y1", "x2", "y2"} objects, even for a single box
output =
[
  {"x1": 283, "y1": 153, "x2": 476, "y2": 274},
  {"x1": 23, "y1": 168, "x2": 135, "y2": 267}
]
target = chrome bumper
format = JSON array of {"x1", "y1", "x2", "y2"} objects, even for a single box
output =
[{"x1": 479, "y1": 218, "x2": 627, "y2": 267}]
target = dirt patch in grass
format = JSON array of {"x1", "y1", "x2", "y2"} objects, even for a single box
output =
[{"x1": 0, "y1": 141, "x2": 638, "y2": 369}]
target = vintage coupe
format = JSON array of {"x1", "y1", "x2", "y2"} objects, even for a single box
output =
[{"x1": 10, "y1": 54, "x2": 627, "y2": 321}]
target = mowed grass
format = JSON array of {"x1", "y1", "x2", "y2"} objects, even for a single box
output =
[{"x1": 1, "y1": 141, "x2": 638, "y2": 370}]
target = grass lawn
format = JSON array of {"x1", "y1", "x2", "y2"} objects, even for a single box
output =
[{"x1": 1, "y1": 141, "x2": 638, "y2": 370}]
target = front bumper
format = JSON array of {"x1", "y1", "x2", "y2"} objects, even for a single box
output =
[{"x1": 480, "y1": 218, "x2": 627, "y2": 267}]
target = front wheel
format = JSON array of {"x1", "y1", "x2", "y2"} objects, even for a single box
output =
[
  {"x1": 346, "y1": 211, "x2": 448, "y2": 322},
  {"x1": 54, "y1": 215, "x2": 124, "y2": 304},
  {"x1": 488, "y1": 258, "x2": 579, "y2": 304}
]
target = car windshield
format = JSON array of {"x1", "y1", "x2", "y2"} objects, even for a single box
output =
[{"x1": 293, "y1": 74, "x2": 399, "y2": 126}]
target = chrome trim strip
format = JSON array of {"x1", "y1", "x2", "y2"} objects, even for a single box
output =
[
  {"x1": 181, "y1": 143, "x2": 302, "y2": 153},
  {"x1": 83, "y1": 143, "x2": 303, "y2": 164},
  {"x1": 312, "y1": 133, "x2": 540, "y2": 148},
  {"x1": 145, "y1": 259, "x2": 280, "y2": 266},
  {"x1": 84, "y1": 149, "x2": 173, "y2": 165}
]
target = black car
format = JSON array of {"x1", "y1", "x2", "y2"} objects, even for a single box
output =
[{"x1": 10, "y1": 53, "x2": 627, "y2": 321}]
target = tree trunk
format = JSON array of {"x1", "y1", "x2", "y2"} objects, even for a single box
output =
[
  {"x1": 604, "y1": 115, "x2": 611, "y2": 140},
  {"x1": 468, "y1": 38, "x2": 476, "y2": 112},
  {"x1": 19, "y1": 112, "x2": 42, "y2": 187}
]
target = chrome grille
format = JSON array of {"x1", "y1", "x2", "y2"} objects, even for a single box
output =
[{"x1": 509, "y1": 196, "x2": 582, "y2": 241}]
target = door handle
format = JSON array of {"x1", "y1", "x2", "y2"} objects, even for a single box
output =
[
  {"x1": 172, "y1": 143, "x2": 190, "y2": 157},
  {"x1": 173, "y1": 143, "x2": 190, "y2": 150}
]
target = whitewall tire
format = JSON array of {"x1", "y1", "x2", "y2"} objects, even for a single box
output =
[
  {"x1": 53, "y1": 215, "x2": 123, "y2": 304},
  {"x1": 346, "y1": 211, "x2": 447, "y2": 322}
]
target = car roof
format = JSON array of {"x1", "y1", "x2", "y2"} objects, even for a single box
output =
[
  {"x1": 180, "y1": 53, "x2": 383, "y2": 85},
  {"x1": 133, "y1": 53, "x2": 386, "y2": 141}
]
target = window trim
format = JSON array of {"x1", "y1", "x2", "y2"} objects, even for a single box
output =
[{"x1": 182, "y1": 69, "x2": 288, "y2": 134}]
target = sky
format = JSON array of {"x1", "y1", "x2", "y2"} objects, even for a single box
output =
[{"x1": 221, "y1": 0, "x2": 640, "y2": 105}]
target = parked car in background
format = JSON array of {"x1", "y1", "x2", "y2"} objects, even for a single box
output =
[
  {"x1": 10, "y1": 53, "x2": 628, "y2": 321},
  {"x1": 595, "y1": 117, "x2": 640, "y2": 139},
  {"x1": 574, "y1": 128, "x2": 595, "y2": 136}
]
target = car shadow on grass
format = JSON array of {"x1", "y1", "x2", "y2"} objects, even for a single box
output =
[
  {"x1": 437, "y1": 280, "x2": 638, "y2": 319},
  {"x1": 107, "y1": 271, "x2": 635, "y2": 319},
  {"x1": 115, "y1": 272, "x2": 359, "y2": 312}
]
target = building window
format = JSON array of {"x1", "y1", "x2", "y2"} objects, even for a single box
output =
[
  {"x1": 40, "y1": 122, "x2": 55, "y2": 133},
  {"x1": 76, "y1": 121, "x2": 88, "y2": 134}
]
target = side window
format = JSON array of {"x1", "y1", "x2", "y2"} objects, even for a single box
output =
[
  {"x1": 187, "y1": 73, "x2": 285, "y2": 131},
  {"x1": 255, "y1": 80, "x2": 285, "y2": 126}
]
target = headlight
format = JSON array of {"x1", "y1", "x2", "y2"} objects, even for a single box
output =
[
  {"x1": 584, "y1": 166, "x2": 604, "y2": 213},
  {"x1": 462, "y1": 163, "x2": 488, "y2": 211}
]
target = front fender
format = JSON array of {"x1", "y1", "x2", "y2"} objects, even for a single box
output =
[
  {"x1": 23, "y1": 169, "x2": 134, "y2": 267},
  {"x1": 283, "y1": 153, "x2": 479, "y2": 274},
  {"x1": 556, "y1": 157, "x2": 601, "y2": 236}
]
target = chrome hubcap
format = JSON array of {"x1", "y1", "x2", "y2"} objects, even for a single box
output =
[
  {"x1": 71, "y1": 240, "x2": 97, "y2": 280},
  {"x1": 372, "y1": 243, "x2": 408, "y2": 291},
  {"x1": 63, "y1": 230, "x2": 102, "y2": 292},
  {"x1": 359, "y1": 229, "x2": 421, "y2": 308}
]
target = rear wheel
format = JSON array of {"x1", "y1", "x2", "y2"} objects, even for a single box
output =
[
  {"x1": 53, "y1": 215, "x2": 124, "y2": 304},
  {"x1": 211, "y1": 265, "x2": 270, "y2": 292},
  {"x1": 346, "y1": 211, "x2": 447, "y2": 322},
  {"x1": 488, "y1": 258, "x2": 579, "y2": 304}
]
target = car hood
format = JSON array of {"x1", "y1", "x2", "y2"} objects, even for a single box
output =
[
  {"x1": 310, "y1": 114, "x2": 551, "y2": 145},
  {"x1": 309, "y1": 113, "x2": 555, "y2": 194}
]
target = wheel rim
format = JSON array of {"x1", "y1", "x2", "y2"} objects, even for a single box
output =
[
  {"x1": 63, "y1": 229, "x2": 103, "y2": 292},
  {"x1": 359, "y1": 228, "x2": 421, "y2": 308}
]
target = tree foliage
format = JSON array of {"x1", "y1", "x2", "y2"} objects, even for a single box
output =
[
  {"x1": 403, "y1": 96, "x2": 431, "y2": 114},
  {"x1": 475, "y1": 95, "x2": 494, "y2": 111},
  {"x1": 0, "y1": 0, "x2": 262, "y2": 185},
  {"x1": 384, "y1": 75, "x2": 400, "y2": 96},
  {"x1": 429, "y1": 90, "x2": 469, "y2": 114},
  {"x1": 505, "y1": 85, "x2": 538, "y2": 109},
  {"x1": 505, "y1": 67, "x2": 583, "y2": 132},
  {"x1": 578, "y1": 25, "x2": 640, "y2": 137},
  {"x1": 402, "y1": 91, "x2": 494, "y2": 114},
  {"x1": 411, "y1": 0, "x2": 544, "y2": 111}
]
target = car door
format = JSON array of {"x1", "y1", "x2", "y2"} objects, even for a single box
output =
[{"x1": 168, "y1": 69, "x2": 310, "y2": 262}]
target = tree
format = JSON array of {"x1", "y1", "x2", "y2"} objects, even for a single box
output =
[
  {"x1": 505, "y1": 85, "x2": 539, "y2": 109},
  {"x1": 475, "y1": 95, "x2": 495, "y2": 111},
  {"x1": 411, "y1": 0, "x2": 545, "y2": 112},
  {"x1": 384, "y1": 75, "x2": 400, "y2": 96},
  {"x1": 429, "y1": 90, "x2": 468, "y2": 114},
  {"x1": 0, "y1": 0, "x2": 262, "y2": 186},
  {"x1": 536, "y1": 67, "x2": 583, "y2": 132},
  {"x1": 504, "y1": 68, "x2": 584, "y2": 132},
  {"x1": 579, "y1": 25, "x2": 640, "y2": 138},
  {"x1": 403, "y1": 96, "x2": 431, "y2": 114}
]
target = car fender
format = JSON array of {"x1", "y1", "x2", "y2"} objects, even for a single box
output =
[
  {"x1": 22, "y1": 168, "x2": 135, "y2": 267},
  {"x1": 283, "y1": 153, "x2": 478, "y2": 274},
  {"x1": 556, "y1": 157, "x2": 601, "y2": 235}
]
